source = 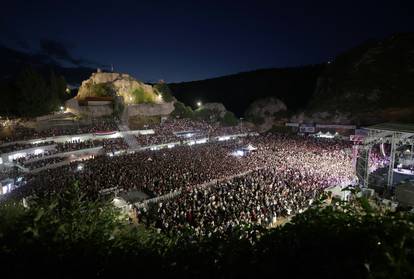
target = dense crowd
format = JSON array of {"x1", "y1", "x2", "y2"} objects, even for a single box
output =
[
  {"x1": 2, "y1": 117, "x2": 360, "y2": 236},
  {"x1": 137, "y1": 134, "x2": 355, "y2": 235},
  {"x1": 8, "y1": 138, "x2": 127, "y2": 171},
  {"x1": 13, "y1": 150, "x2": 59, "y2": 165},
  {"x1": 0, "y1": 168, "x2": 15, "y2": 181},
  {"x1": 23, "y1": 140, "x2": 249, "y2": 197},
  {"x1": 145, "y1": 168, "x2": 325, "y2": 237},
  {"x1": 19, "y1": 134, "x2": 355, "y2": 233},
  {"x1": 0, "y1": 141, "x2": 55, "y2": 154},
  {"x1": 136, "y1": 119, "x2": 251, "y2": 146},
  {"x1": 23, "y1": 157, "x2": 67, "y2": 170},
  {"x1": 55, "y1": 138, "x2": 128, "y2": 153},
  {"x1": 0, "y1": 118, "x2": 118, "y2": 143}
]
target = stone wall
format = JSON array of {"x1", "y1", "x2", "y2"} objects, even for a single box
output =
[
  {"x1": 65, "y1": 98, "x2": 113, "y2": 117},
  {"x1": 66, "y1": 97, "x2": 174, "y2": 119},
  {"x1": 127, "y1": 102, "x2": 174, "y2": 117}
]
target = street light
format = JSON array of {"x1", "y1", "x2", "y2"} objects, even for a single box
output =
[{"x1": 197, "y1": 101, "x2": 202, "y2": 108}]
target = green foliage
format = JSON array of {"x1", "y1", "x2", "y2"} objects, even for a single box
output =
[
  {"x1": 171, "y1": 101, "x2": 194, "y2": 118},
  {"x1": 193, "y1": 108, "x2": 213, "y2": 121},
  {"x1": 221, "y1": 111, "x2": 239, "y2": 126},
  {"x1": 131, "y1": 88, "x2": 156, "y2": 104},
  {"x1": 193, "y1": 108, "x2": 223, "y2": 122},
  {"x1": 89, "y1": 83, "x2": 113, "y2": 97},
  {"x1": 154, "y1": 82, "x2": 175, "y2": 102},
  {"x1": 1, "y1": 186, "x2": 414, "y2": 278}
]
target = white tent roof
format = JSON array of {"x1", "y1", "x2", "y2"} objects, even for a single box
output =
[{"x1": 244, "y1": 144, "x2": 257, "y2": 151}]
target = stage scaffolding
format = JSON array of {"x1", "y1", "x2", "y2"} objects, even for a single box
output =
[{"x1": 356, "y1": 123, "x2": 414, "y2": 191}]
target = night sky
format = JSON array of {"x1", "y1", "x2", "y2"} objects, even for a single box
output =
[{"x1": 1, "y1": 0, "x2": 413, "y2": 82}]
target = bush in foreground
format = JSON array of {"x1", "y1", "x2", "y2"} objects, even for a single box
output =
[{"x1": 1, "y1": 185, "x2": 414, "y2": 278}]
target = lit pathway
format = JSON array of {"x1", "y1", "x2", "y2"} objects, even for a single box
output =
[{"x1": 117, "y1": 123, "x2": 140, "y2": 149}]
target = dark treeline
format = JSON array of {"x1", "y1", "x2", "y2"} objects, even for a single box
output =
[{"x1": 0, "y1": 65, "x2": 67, "y2": 117}]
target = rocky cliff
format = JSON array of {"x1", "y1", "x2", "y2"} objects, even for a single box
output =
[
  {"x1": 169, "y1": 33, "x2": 414, "y2": 125},
  {"x1": 308, "y1": 32, "x2": 414, "y2": 124},
  {"x1": 245, "y1": 97, "x2": 288, "y2": 131},
  {"x1": 76, "y1": 72, "x2": 162, "y2": 105}
]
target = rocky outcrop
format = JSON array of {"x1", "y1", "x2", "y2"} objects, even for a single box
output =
[
  {"x1": 68, "y1": 71, "x2": 178, "y2": 119},
  {"x1": 76, "y1": 72, "x2": 162, "y2": 105}
]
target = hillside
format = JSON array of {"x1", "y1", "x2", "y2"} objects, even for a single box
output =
[
  {"x1": 169, "y1": 65, "x2": 324, "y2": 116},
  {"x1": 170, "y1": 33, "x2": 414, "y2": 124},
  {"x1": 308, "y1": 32, "x2": 414, "y2": 124}
]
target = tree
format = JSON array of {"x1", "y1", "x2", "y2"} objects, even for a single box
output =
[
  {"x1": 221, "y1": 111, "x2": 239, "y2": 126},
  {"x1": 50, "y1": 70, "x2": 68, "y2": 102},
  {"x1": 47, "y1": 70, "x2": 62, "y2": 111},
  {"x1": 1, "y1": 186, "x2": 414, "y2": 278},
  {"x1": 171, "y1": 101, "x2": 193, "y2": 118},
  {"x1": 15, "y1": 66, "x2": 50, "y2": 116},
  {"x1": 154, "y1": 82, "x2": 175, "y2": 102},
  {"x1": 90, "y1": 83, "x2": 113, "y2": 97}
]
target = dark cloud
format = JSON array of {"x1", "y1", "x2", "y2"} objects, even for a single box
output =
[
  {"x1": 0, "y1": 19, "x2": 30, "y2": 49},
  {"x1": 39, "y1": 38, "x2": 109, "y2": 68},
  {"x1": 39, "y1": 39, "x2": 80, "y2": 65}
]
